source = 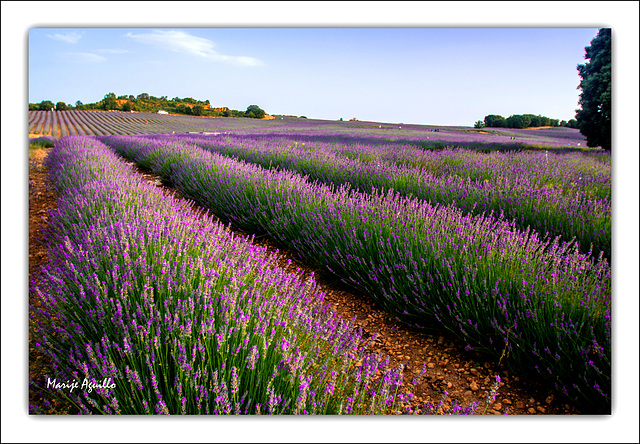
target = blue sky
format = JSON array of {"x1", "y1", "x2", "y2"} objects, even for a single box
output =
[{"x1": 28, "y1": 27, "x2": 599, "y2": 126}]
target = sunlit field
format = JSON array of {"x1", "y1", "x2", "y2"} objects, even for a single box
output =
[{"x1": 29, "y1": 113, "x2": 611, "y2": 414}]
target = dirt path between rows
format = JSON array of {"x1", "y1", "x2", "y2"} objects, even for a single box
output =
[{"x1": 28, "y1": 147, "x2": 583, "y2": 415}]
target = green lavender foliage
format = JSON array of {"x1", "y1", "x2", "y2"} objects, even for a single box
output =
[{"x1": 99, "y1": 135, "x2": 611, "y2": 411}]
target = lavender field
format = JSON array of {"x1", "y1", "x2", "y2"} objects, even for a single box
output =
[
  {"x1": 30, "y1": 115, "x2": 611, "y2": 414},
  {"x1": 28, "y1": 110, "x2": 286, "y2": 137},
  {"x1": 144, "y1": 132, "x2": 611, "y2": 259},
  {"x1": 29, "y1": 110, "x2": 593, "y2": 149},
  {"x1": 32, "y1": 136, "x2": 421, "y2": 415}
]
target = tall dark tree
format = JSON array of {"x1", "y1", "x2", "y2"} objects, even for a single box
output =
[
  {"x1": 483, "y1": 114, "x2": 506, "y2": 128},
  {"x1": 576, "y1": 28, "x2": 611, "y2": 151},
  {"x1": 39, "y1": 100, "x2": 55, "y2": 111},
  {"x1": 245, "y1": 105, "x2": 266, "y2": 119},
  {"x1": 192, "y1": 105, "x2": 204, "y2": 116},
  {"x1": 506, "y1": 114, "x2": 531, "y2": 129},
  {"x1": 102, "y1": 92, "x2": 117, "y2": 111},
  {"x1": 524, "y1": 114, "x2": 541, "y2": 128}
]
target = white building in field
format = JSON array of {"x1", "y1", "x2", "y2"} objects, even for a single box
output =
[{"x1": 157, "y1": 110, "x2": 168, "y2": 115}]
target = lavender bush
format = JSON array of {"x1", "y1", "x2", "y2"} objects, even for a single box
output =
[
  {"x1": 29, "y1": 135, "x2": 58, "y2": 148},
  {"x1": 32, "y1": 135, "x2": 442, "y2": 415},
  {"x1": 147, "y1": 133, "x2": 611, "y2": 259},
  {"x1": 99, "y1": 135, "x2": 611, "y2": 411}
]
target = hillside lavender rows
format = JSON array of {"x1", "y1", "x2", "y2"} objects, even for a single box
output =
[
  {"x1": 98, "y1": 134, "x2": 611, "y2": 411},
  {"x1": 32, "y1": 135, "x2": 448, "y2": 415}
]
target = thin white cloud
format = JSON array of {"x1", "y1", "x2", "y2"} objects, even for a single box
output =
[
  {"x1": 96, "y1": 48, "x2": 129, "y2": 54},
  {"x1": 125, "y1": 30, "x2": 263, "y2": 67},
  {"x1": 47, "y1": 31, "x2": 82, "y2": 44},
  {"x1": 59, "y1": 52, "x2": 107, "y2": 63}
]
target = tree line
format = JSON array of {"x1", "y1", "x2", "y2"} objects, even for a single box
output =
[
  {"x1": 474, "y1": 114, "x2": 578, "y2": 129},
  {"x1": 29, "y1": 93, "x2": 267, "y2": 119}
]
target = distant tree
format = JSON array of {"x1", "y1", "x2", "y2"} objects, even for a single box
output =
[
  {"x1": 524, "y1": 114, "x2": 541, "y2": 127},
  {"x1": 29, "y1": 103, "x2": 39, "y2": 111},
  {"x1": 245, "y1": 105, "x2": 266, "y2": 119},
  {"x1": 102, "y1": 92, "x2": 117, "y2": 110},
  {"x1": 576, "y1": 28, "x2": 611, "y2": 151},
  {"x1": 128, "y1": 95, "x2": 135, "y2": 101},
  {"x1": 474, "y1": 120, "x2": 485, "y2": 129},
  {"x1": 55, "y1": 101, "x2": 68, "y2": 111},
  {"x1": 121, "y1": 101, "x2": 133, "y2": 112},
  {"x1": 483, "y1": 114, "x2": 506, "y2": 128},
  {"x1": 192, "y1": 105, "x2": 204, "y2": 116},
  {"x1": 39, "y1": 100, "x2": 55, "y2": 111},
  {"x1": 176, "y1": 104, "x2": 192, "y2": 115},
  {"x1": 549, "y1": 119, "x2": 560, "y2": 127},
  {"x1": 137, "y1": 93, "x2": 150, "y2": 100},
  {"x1": 566, "y1": 119, "x2": 579, "y2": 129},
  {"x1": 75, "y1": 100, "x2": 83, "y2": 107},
  {"x1": 223, "y1": 109, "x2": 233, "y2": 117},
  {"x1": 506, "y1": 114, "x2": 531, "y2": 129}
]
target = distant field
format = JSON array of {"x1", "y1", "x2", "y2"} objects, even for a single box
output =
[
  {"x1": 27, "y1": 110, "x2": 286, "y2": 137},
  {"x1": 28, "y1": 110, "x2": 592, "y2": 150}
]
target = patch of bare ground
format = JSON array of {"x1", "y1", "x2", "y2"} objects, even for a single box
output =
[
  {"x1": 29, "y1": 148, "x2": 583, "y2": 415},
  {"x1": 28, "y1": 147, "x2": 72, "y2": 414}
]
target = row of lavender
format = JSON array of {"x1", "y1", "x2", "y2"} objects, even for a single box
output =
[
  {"x1": 323, "y1": 137, "x2": 609, "y2": 199},
  {"x1": 144, "y1": 132, "x2": 610, "y2": 201},
  {"x1": 32, "y1": 135, "x2": 445, "y2": 415},
  {"x1": 28, "y1": 110, "x2": 287, "y2": 138},
  {"x1": 148, "y1": 133, "x2": 611, "y2": 260},
  {"x1": 229, "y1": 124, "x2": 592, "y2": 149},
  {"x1": 99, "y1": 135, "x2": 611, "y2": 410}
]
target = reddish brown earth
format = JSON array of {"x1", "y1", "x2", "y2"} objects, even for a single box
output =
[
  {"x1": 28, "y1": 147, "x2": 583, "y2": 415},
  {"x1": 28, "y1": 147, "x2": 70, "y2": 414}
]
